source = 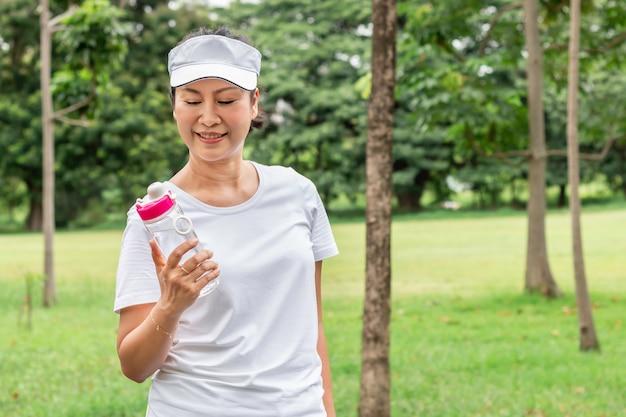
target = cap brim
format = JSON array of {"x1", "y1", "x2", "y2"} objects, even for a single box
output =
[{"x1": 170, "y1": 63, "x2": 257, "y2": 90}]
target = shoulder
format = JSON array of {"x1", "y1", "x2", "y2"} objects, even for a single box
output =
[{"x1": 253, "y1": 162, "x2": 317, "y2": 195}]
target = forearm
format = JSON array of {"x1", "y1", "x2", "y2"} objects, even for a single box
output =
[
  {"x1": 318, "y1": 322, "x2": 336, "y2": 417},
  {"x1": 117, "y1": 304, "x2": 181, "y2": 383}
]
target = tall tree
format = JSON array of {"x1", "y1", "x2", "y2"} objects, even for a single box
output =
[
  {"x1": 39, "y1": 0, "x2": 128, "y2": 305},
  {"x1": 40, "y1": 0, "x2": 57, "y2": 306},
  {"x1": 522, "y1": 0, "x2": 561, "y2": 297},
  {"x1": 399, "y1": 0, "x2": 626, "y2": 297},
  {"x1": 359, "y1": 0, "x2": 396, "y2": 416},
  {"x1": 566, "y1": 0, "x2": 599, "y2": 352},
  {"x1": 1, "y1": 0, "x2": 223, "y2": 233}
]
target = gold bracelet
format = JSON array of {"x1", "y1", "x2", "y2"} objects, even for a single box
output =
[{"x1": 150, "y1": 312, "x2": 176, "y2": 339}]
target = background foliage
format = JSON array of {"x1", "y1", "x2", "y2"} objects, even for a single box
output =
[{"x1": 0, "y1": 0, "x2": 625, "y2": 230}]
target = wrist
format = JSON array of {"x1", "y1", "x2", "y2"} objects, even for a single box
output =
[
  {"x1": 150, "y1": 303, "x2": 183, "y2": 337},
  {"x1": 153, "y1": 299, "x2": 185, "y2": 320}
]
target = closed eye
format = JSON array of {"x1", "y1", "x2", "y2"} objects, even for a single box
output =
[{"x1": 218, "y1": 100, "x2": 236, "y2": 105}]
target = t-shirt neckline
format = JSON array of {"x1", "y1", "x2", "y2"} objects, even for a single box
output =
[{"x1": 165, "y1": 161, "x2": 264, "y2": 215}]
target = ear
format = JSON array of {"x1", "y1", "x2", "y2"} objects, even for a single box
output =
[{"x1": 251, "y1": 88, "x2": 259, "y2": 119}]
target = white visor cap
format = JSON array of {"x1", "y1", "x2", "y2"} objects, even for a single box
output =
[{"x1": 168, "y1": 35, "x2": 261, "y2": 90}]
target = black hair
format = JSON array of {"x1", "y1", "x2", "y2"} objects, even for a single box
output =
[{"x1": 169, "y1": 26, "x2": 266, "y2": 132}]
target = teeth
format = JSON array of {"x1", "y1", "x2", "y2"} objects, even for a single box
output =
[{"x1": 198, "y1": 133, "x2": 223, "y2": 139}]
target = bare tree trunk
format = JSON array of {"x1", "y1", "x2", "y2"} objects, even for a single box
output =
[
  {"x1": 358, "y1": 0, "x2": 396, "y2": 416},
  {"x1": 40, "y1": 0, "x2": 57, "y2": 307},
  {"x1": 522, "y1": 0, "x2": 561, "y2": 298},
  {"x1": 566, "y1": 0, "x2": 600, "y2": 352},
  {"x1": 25, "y1": 191, "x2": 44, "y2": 232}
]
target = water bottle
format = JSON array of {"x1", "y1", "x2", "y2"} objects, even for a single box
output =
[{"x1": 135, "y1": 182, "x2": 219, "y2": 297}]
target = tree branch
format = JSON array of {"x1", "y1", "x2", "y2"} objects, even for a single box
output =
[
  {"x1": 464, "y1": 123, "x2": 529, "y2": 166},
  {"x1": 578, "y1": 135, "x2": 620, "y2": 161},
  {"x1": 48, "y1": 5, "x2": 78, "y2": 29},
  {"x1": 53, "y1": 75, "x2": 96, "y2": 119},
  {"x1": 479, "y1": 2, "x2": 523, "y2": 57},
  {"x1": 542, "y1": 43, "x2": 567, "y2": 53},
  {"x1": 436, "y1": 38, "x2": 466, "y2": 62},
  {"x1": 546, "y1": 135, "x2": 621, "y2": 160},
  {"x1": 55, "y1": 115, "x2": 90, "y2": 127},
  {"x1": 600, "y1": 31, "x2": 626, "y2": 53},
  {"x1": 53, "y1": 90, "x2": 94, "y2": 119},
  {"x1": 545, "y1": 148, "x2": 568, "y2": 157},
  {"x1": 544, "y1": 31, "x2": 626, "y2": 55}
]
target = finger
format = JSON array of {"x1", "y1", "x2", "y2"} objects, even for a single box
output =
[
  {"x1": 196, "y1": 266, "x2": 220, "y2": 284},
  {"x1": 186, "y1": 249, "x2": 214, "y2": 264},
  {"x1": 182, "y1": 259, "x2": 218, "y2": 280},
  {"x1": 166, "y1": 238, "x2": 200, "y2": 269},
  {"x1": 149, "y1": 240, "x2": 166, "y2": 271},
  {"x1": 179, "y1": 249, "x2": 214, "y2": 274}
]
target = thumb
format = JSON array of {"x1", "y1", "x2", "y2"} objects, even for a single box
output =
[{"x1": 149, "y1": 240, "x2": 166, "y2": 271}]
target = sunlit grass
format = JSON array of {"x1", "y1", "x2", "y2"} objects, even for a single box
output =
[
  {"x1": 324, "y1": 208, "x2": 626, "y2": 298},
  {"x1": 1, "y1": 207, "x2": 626, "y2": 416}
]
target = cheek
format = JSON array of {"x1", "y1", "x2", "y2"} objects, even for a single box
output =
[
  {"x1": 173, "y1": 110, "x2": 194, "y2": 139},
  {"x1": 173, "y1": 106, "x2": 193, "y2": 125},
  {"x1": 172, "y1": 103, "x2": 182, "y2": 121}
]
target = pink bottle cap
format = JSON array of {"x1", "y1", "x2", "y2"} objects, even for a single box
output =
[{"x1": 136, "y1": 182, "x2": 175, "y2": 221}]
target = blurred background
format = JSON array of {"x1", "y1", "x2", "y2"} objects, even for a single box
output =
[{"x1": 1, "y1": 0, "x2": 625, "y2": 232}]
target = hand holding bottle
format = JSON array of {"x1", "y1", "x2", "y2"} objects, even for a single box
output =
[
  {"x1": 136, "y1": 182, "x2": 220, "y2": 297},
  {"x1": 149, "y1": 238, "x2": 220, "y2": 310}
]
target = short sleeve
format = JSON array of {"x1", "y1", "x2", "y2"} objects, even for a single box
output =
[
  {"x1": 293, "y1": 170, "x2": 339, "y2": 262},
  {"x1": 114, "y1": 208, "x2": 161, "y2": 313}
]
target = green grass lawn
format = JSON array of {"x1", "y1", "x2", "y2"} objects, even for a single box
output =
[{"x1": 1, "y1": 208, "x2": 625, "y2": 416}]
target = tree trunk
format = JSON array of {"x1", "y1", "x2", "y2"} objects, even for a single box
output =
[
  {"x1": 566, "y1": 0, "x2": 600, "y2": 351},
  {"x1": 358, "y1": 0, "x2": 396, "y2": 416},
  {"x1": 25, "y1": 194, "x2": 44, "y2": 232},
  {"x1": 523, "y1": 0, "x2": 561, "y2": 298},
  {"x1": 396, "y1": 170, "x2": 429, "y2": 211},
  {"x1": 396, "y1": 193, "x2": 420, "y2": 210},
  {"x1": 557, "y1": 184, "x2": 567, "y2": 208},
  {"x1": 40, "y1": 0, "x2": 57, "y2": 307}
]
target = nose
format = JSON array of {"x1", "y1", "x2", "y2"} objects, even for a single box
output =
[{"x1": 199, "y1": 103, "x2": 221, "y2": 126}]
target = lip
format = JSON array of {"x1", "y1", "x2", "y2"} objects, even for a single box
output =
[{"x1": 196, "y1": 131, "x2": 226, "y2": 144}]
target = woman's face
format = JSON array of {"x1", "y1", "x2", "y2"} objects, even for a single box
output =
[{"x1": 173, "y1": 78, "x2": 258, "y2": 164}]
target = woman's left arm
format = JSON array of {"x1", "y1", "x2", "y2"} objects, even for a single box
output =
[{"x1": 315, "y1": 260, "x2": 336, "y2": 417}]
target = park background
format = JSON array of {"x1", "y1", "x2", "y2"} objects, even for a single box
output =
[{"x1": 2, "y1": 0, "x2": 626, "y2": 416}]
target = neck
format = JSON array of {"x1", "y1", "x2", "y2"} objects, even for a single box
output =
[{"x1": 170, "y1": 159, "x2": 258, "y2": 207}]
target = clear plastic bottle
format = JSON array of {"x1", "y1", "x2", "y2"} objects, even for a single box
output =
[{"x1": 135, "y1": 182, "x2": 219, "y2": 297}]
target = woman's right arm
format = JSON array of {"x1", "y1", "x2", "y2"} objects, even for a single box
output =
[
  {"x1": 116, "y1": 302, "x2": 179, "y2": 382},
  {"x1": 116, "y1": 239, "x2": 219, "y2": 383}
]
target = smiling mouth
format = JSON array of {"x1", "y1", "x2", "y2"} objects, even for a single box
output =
[{"x1": 197, "y1": 132, "x2": 226, "y2": 140}]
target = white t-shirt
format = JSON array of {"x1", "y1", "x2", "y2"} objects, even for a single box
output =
[{"x1": 115, "y1": 162, "x2": 339, "y2": 417}]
